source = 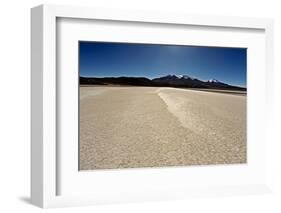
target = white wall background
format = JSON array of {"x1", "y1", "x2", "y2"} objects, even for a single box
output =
[{"x1": 0, "y1": 0, "x2": 280, "y2": 212}]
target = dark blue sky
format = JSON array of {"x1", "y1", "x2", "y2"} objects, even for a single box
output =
[{"x1": 79, "y1": 41, "x2": 247, "y2": 87}]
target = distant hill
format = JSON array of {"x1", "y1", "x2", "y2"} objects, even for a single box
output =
[
  {"x1": 80, "y1": 75, "x2": 246, "y2": 91},
  {"x1": 80, "y1": 76, "x2": 154, "y2": 86}
]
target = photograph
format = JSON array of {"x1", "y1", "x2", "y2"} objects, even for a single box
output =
[{"x1": 79, "y1": 41, "x2": 247, "y2": 170}]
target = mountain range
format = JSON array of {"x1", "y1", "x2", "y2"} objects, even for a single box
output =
[{"x1": 80, "y1": 74, "x2": 246, "y2": 91}]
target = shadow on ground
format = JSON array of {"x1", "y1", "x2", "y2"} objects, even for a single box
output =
[{"x1": 18, "y1": 196, "x2": 31, "y2": 205}]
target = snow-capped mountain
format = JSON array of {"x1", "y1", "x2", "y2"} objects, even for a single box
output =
[
  {"x1": 152, "y1": 74, "x2": 204, "y2": 88},
  {"x1": 152, "y1": 74, "x2": 238, "y2": 89}
]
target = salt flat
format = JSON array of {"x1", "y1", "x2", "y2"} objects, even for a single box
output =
[{"x1": 79, "y1": 86, "x2": 246, "y2": 170}]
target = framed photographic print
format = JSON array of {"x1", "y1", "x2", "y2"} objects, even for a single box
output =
[
  {"x1": 31, "y1": 4, "x2": 274, "y2": 208},
  {"x1": 78, "y1": 41, "x2": 247, "y2": 170}
]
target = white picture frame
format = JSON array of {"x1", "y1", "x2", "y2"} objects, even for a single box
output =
[{"x1": 31, "y1": 4, "x2": 274, "y2": 208}]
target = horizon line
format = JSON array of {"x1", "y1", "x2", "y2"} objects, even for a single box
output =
[{"x1": 80, "y1": 74, "x2": 246, "y2": 88}]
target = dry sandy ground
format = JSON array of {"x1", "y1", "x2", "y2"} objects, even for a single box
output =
[{"x1": 79, "y1": 86, "x2": 246, "y2": 170}]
